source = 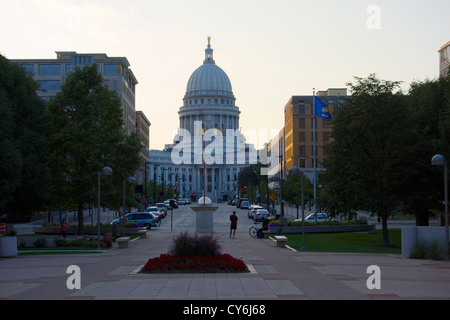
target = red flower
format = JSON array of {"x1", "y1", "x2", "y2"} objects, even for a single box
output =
[{"x1": 140, "y1": 253, "x2": 248, "y2": 273}]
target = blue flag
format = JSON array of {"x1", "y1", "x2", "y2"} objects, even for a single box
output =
[{"x1": 314, "y1": 96, "x2": 332, "y2": 120}]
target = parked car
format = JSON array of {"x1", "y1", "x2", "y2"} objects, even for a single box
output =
[
  {"x1": 146, "y1": 206, "x2": 162, "y2": 219},
  {"x1": 295, "y1": 212, "x2": 333, "y2": 223},
  {"x1": 155, "y1": 203, "x2": 167, "y2": 217},
  {"x1": 254, "y1": 209, "x2": 270, "y2": 222},
  {"x1": 111, "y1": 212, "x2": 159, "y2": 230},
  {"x1": 248, "y1": 205, "x2": 263, "y2": 219},
  {"x1": 240, "y1": 201, "x2": 250, "y2": 209},
  {"x1": 236, "y1": 198, "x2": 248, "y2": 208}
]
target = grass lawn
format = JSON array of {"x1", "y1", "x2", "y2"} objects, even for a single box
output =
[{"x1": 282, "y1": 229, "x2": 402, "y2": 254}]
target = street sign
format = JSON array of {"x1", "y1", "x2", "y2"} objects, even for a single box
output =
[{"x1": 269, "y1": 194, "x2": 277, "y2": 201}]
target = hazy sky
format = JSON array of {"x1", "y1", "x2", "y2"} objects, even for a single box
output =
[{"x1": 1, "y1": 0, "x2": 449, "y2": 150}]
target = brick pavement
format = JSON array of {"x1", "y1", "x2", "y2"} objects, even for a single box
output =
[{"x1": 1, "y1": 229, "x2": 450, "y2": 301}]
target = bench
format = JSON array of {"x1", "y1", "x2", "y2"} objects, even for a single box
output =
[
  {"x1": 262, "y1": 230, "x2": 271, "y2": 239},
  {"x1": 117, "y1": 237, "x2": 130, "y2": 248},
  {"x1": 138, "y1": 229, "x2": 147, "y2": 239},
  {"x1": 274, "y1": 236, "x2": 288, "y2": 248}
]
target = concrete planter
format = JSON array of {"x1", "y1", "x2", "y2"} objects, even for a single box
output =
[
  {"x1": 0, "y1": 236, "x2": 18, "y2": 258},
  {"x1": 401, "y1": 226, "x2": 448, "y2": 259},
  {"x1": 269, "y1": 224, "x2": 375, "y2": 234}
]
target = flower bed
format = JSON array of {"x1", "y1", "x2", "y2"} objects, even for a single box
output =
[{"x1": 140, "y1": 253, "x2": 249, "y2": 273}]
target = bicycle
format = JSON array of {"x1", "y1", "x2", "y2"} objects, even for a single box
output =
[{"x1": 249, "y1": 221, "x2": 261, "y2": 238}]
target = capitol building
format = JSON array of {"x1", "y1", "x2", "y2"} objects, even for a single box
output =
[{"x1": 148, "y1": 39, "x2": 255, "y2": 202}]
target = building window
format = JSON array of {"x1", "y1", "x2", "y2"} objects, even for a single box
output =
[
  {"x1": 299, "y1": 118, "x2": 305, "y2": 129},
  {"x1": 298, "y1": 104, "x2": 305, "y2": 115},
  {"x1": 38, "y1": 64, "x2": 61, "y2": 75},
  {"x1": 39, "y1": 80, "x2": 61, "y2": 92},
  {"x1": 298, "y1": 132, "x2": 305, "y2": 142},
  {"x1": 21, "y1": 64, "x2": 34, "y2": 75},
  {"x1": 298, "y1": 157, "x2": 307, "y2": 168},
  {"x1": 323, "y1": 132, "x2": 330, "y2": 142},
  {"x1": 104, "y1": 64, "x2": 122, "y2": 75},
  {"x1": 299, "y1": 145, "x2": 306, "y2": 155}
]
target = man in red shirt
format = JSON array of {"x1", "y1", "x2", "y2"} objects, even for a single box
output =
[{"x1": 229, "y1": 211, "x2": 238, "y2": 238}]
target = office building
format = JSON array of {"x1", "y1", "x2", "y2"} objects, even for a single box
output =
[
  {"x1": 269, "y1": 88, "x2": 348, "y2": 182},
  {"x1": 11, "y1": 52, "x2": 150, "y2": 179},
  {"x1": 439, "y1": 41, "x2": 450, "y2": 77},
  {"x1": 12, "y1": 51, "x2": 139, "y2": 135}
]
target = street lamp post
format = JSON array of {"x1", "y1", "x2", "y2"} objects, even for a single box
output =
[
  {"x1": 432, "y1": 154, "x2": 449, "y2": 258},
  {"x1": 144, "y1": 161, "x2": 151, "y2": 205},
  {"x1": 97, "y1": 167, "x2": 113, "y2": 250},
  {"x1": 289, "y1": 166, "x2": 305, "y2": 250},
  {"x1": 123, "y1": 176, "x2": 136, "y2": 236}
]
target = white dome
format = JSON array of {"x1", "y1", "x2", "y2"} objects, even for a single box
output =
[
  {"x1": 185, "y1": 63, "x2": 233, "y2": 99},
  {"x1": 184, "y1": 40, "x2": 234, "y2": 100}
]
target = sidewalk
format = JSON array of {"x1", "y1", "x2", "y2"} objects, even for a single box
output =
[{"x1": 1, "y1": 229, "x2": 450, "y2": 300}]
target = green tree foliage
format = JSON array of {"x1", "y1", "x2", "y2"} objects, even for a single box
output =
[
  {"x1": 0, "y1": 55, "x2": 50, "y2": 221},
  {"x1": 284, "y1": 172, "x2": 313, "y2": 206},
  {"x1": 403, "y1": 76, "x2": 450, "y2": 225},
  {"x1": 321, "y1": 74, "x2": 412, "y2": 246},
  {"x1": 47, "y1": 63, "x2": 142, "y2": 234}
]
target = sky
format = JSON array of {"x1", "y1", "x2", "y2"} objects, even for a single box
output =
[{"x1": 1, "y1": 0, "x2": 449, "y2": 150}]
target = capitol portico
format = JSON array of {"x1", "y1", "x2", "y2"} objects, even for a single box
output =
[{"x1": 148, "y1": 38, "x2": 255, "y2": 202}]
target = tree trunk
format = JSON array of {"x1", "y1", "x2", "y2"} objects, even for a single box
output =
[
  {"x1": 77, "y1": 205, "x2": 84, "y2": 235},
  {"x1": 381, "y1": 213, "x2": 390, "y2": 246},
  {"x1": 414, "y1": 207, "x2": 430, "y2": 226}
]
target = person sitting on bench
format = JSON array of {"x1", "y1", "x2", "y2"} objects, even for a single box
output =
[{"x1": 257, "y1": 218, "x2": 269, "y2": 239}]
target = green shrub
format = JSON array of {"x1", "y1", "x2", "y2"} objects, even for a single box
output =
[
  {"x1": 168, "y1": 232, "x2": 222, "y2": 257},
  {"x1": 409, "y1": 239, "x2": 445, "y2": 260},
  {"x1": 54, "y1": 238, "x2": 69, "y2": 247},
  {"x1": 34, "y1": 238, "x2": 47, "y2": 248}
]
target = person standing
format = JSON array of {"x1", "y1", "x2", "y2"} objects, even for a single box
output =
[
  {"x1": 229, "y1": 211, "x2": 238, "y2": 238},
  {"x1": 61, "y1": 219, "x2": 67, "y2": 238}
]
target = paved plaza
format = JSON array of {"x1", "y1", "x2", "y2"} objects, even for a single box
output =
[{"x1": 1, "y1": 225, "x2": 450, "y2": 301}]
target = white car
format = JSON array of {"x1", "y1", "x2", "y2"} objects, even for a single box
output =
[
  {"x1": 295, "y1": 213, "x2": 332, "y2": 223},
  {"x1": 248, "y1": 205, "x2": 263, "y2": 219},
  {"x1": 240, "y1": 201, "x2": 250, "y2": 209},
  {"x1": 254, "y1": 209, "x2": 270, "y2": 222}
]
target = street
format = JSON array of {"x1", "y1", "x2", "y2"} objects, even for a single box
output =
[{"x1": 154, "y1": 203, "x2": 259, "y2": 234}]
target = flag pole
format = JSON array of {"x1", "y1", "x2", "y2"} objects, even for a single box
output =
[{"x1": 313, "y1": 88, "x2": 317, "y2": 222}]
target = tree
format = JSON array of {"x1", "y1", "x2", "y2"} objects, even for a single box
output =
[
  {"x1": 283, "y1": 172, "x2": 313, "y2": 206},
  {"x1": 48, "y1": 63, "x2": 142, "y2": 234},
  {"x1": 321, "y1": 74, "x2": 412, "y2": 246},
  {"x1": 403, "y1": 76, "x2": 450, "y2": 225},
  {"x1": 0, "y1": 55, "x2": 50, "y2": 221}
]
